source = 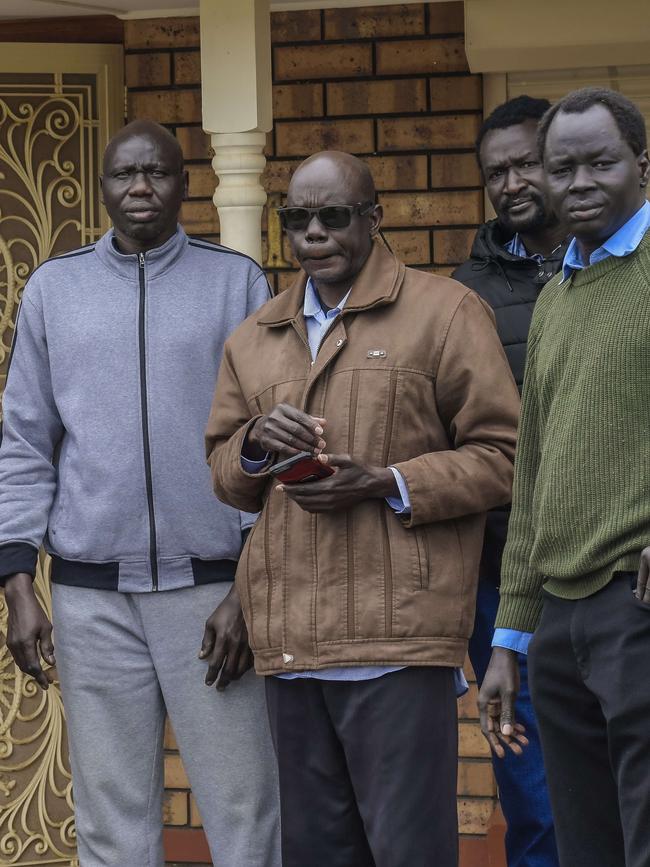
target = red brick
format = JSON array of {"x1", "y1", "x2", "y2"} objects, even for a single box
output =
[
  {"x1": 324, "y1": 4, "x2": 425, "y2": 39},
  {"x1": 276, "y1": 271, "x2": 299, "y2": 293},
  {"x1": 186, "y1": 165, "x2": 215, "y2": 199},
  {"x1": 174, "y1": 51, "x2": 201, "y2": 86},
  {"x1": 164, "y1": 754, "x2": 189, "y2": 789},
  {"x1": 459, "y1": 836, "x2": 492, "y2": 867},
  {"x1": 273, "y1": 83, "x2": 323, "y2": 119},
  {"x1": 430, "y1": 75, "x2": 482, "y2": 112},
  {"x1": 327, "y1": 79, "x2": 426, "y2": 116},
  {"x1": 164, "y1": 718, "x2": 177, "y2": 750},
  {"x1": 376, "y1": 36, "x2": 468, "y2": 75},
  {"x1": 458, "y1": 798, "x2": 498, "y2": 835},
  {"x1": 163, "y1": 790, "x2": 188, "y2": 826},
  {"x1": 457, "y1": 761, "x2": 497, "y2": 797},
  {"x1": 364, "y1": 155, "x2": 428, "y2": 191},
  {"x1": 189, "y1": 794, "x2": 203, "y2": 828},
  {"x1": 125, "y1": 52, "x2": 170, "y2": 88},
  {"x1": 275, "y1": 119, "x2": 374, "y2": 157},
  {"x1": 125, "y1": 17, "x2": 200, "y2": 50},
  {"x1": 457, "y1": 682, "x2": 480, "y2": 720},
  {"x1": 271, "y1": 9, "x2": 321, "y2": 42},
  {"x1": 434, "y1": 227, "x2": 476, "y2": 263},
  {"x1": 382, "y1": 230, "x2": 431, "y2": 264},
  {"x1": 180, "y1": 201, "x2": 219, "y2": 235},
  {"x1": 459, "y1": 721, "x2": 491, "y2": 758},
  {"x1": 428, "y1": 1, "x2": 465, "y2": 34},
  {"x1": 274, "y1": 43, "x2": 372, "y2": 80},
  {"x1": 128, "y1": 89, "x2": 201, "y2": 125},
  {"x1": 163, "y1": 828, "x2": 211, "y2": 862},
  {"x1": 263, "y1": 159, "x2": 301, "y2": 194},
  {"x1": 430, "y1": 153, "x2": 482, "y2": 189},
  {"x1": 176, "y1": 126, "x2": 212, "y2": 161},
  {"x1": 378, "y1": 114, "x2": 480, "y2": 151},
  {"x1": 380, "y1": 190, "x2": 482, "y2": 227}
]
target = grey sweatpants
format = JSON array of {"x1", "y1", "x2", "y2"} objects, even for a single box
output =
[{"x1": 52, "y1": 581, "x2": 280, "y2": 867}]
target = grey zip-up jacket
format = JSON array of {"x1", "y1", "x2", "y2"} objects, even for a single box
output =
[{"x1": 0, "y1": 226, "x2": 269, "y2": 593}]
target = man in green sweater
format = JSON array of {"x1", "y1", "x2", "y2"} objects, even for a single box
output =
[{"x1": 478, "y1": 87, "x2": 650, "y2": 867}]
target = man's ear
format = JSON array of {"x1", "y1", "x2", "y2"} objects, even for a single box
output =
[
  {"x1": 638, "y1": 149, "x2": 649, "y2": 190},
  {"x1": 99, "y1": 174, "x2": 104, "y2": 204},
  {"x1": 369, "y1": 203, "x2": 383, "y2": 237},
  {"x1": 183, "y1": 169, "x2": 189, "y2": 200}
]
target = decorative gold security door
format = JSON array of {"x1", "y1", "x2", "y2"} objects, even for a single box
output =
[{"x1": 0, "y1": 44, "x2": 122, "y2": 866}]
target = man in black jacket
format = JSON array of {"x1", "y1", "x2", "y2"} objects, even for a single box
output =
[{"x1": 453, "y1": 95, "x2": 568, "y2": 867}]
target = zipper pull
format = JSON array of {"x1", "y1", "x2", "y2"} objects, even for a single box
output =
[{"x1": 138, "y1": 252, "x2": 145, "y2": 268}]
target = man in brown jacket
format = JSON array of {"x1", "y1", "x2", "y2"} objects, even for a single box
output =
[{"x1": 206, "y1": 151, "x2": 519, "y2": 867}]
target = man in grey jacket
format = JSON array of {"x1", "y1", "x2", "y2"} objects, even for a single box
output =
[{"x1": 0, "y1": 121, "x2": 280, "y2": 866}]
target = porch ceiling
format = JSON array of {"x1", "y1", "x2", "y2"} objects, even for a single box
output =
[{"x1": 0, "y1": 0, "x2": 438, "y2": 21}]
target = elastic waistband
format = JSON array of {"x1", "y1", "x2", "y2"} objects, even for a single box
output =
[{"x1": 51, "y1": 556, "x2": 237, "y2": 592}]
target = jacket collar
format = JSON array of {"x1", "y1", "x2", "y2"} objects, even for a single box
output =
[
  {"x1": 258, "y1": 242, "x2": 405, "y2": 328},
  {"x1": 94, "y1": 224, "x2": 189, "y2": 281}
]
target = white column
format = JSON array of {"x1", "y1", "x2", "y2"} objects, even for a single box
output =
[{"x1": 200, "y1": 0, "x2": 272, "y2": 264}]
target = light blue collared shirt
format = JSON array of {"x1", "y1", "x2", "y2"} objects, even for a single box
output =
[
  {"x1": 494, "y1": 200, "x2": 650, "y2": 657},
  {"x1": 562, "y1": 199, "x2": 650, "y2": 280},
  {"x1": 243, "y1": 278, "x2": 467, "y2": 693}
]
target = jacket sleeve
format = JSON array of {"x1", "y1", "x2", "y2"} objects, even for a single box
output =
[
  {"x1": 0, "y1": 288, "x2": 64, "y2": 581},
  {"x1": 233, "y1": 268, "x2": 273, "y2": 531},
  {"x1": 205, "y1": 339, "x2": 269, "y2": 514},
  {"x1": 494, "y1": 331, "x2": 546, "y2": 632},
  {"x1": 392, "y1": 290, "x2": 519, "y2": 528}
]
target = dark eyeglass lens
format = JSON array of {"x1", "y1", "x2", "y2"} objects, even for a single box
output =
[
  {"x1": 319, "y1": 206, "x2": 352, "y2": 228},
  {"x1": 280, "y1": 206, "x2": 354, "y2": 230}
]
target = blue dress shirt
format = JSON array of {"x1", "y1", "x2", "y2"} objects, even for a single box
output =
[{"x1": 493, "y1": 200, "x2": 650, "y2": 656}]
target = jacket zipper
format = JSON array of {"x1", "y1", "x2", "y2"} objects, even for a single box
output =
[{"x1": 138, "y1": 252, "x2": 159, "y2": 591}]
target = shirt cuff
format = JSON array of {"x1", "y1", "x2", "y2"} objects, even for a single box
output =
[
  {"x1": 492, "y1": 628, "x2": 533, "y2": 655},
  {"x1": 241, "y1": 454, "x2": 270, "y2": 474},
  {"x1": 386, "y1": 467, "x2": 411, "y2": 515}
]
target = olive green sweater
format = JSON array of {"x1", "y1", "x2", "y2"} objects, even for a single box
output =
[{"x1": 496, "y1": 230, "x2": 650, "y2": 633}]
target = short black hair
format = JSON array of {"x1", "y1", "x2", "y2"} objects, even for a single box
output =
[
  {"x1": 537, "y1": 87, "x2": 648, "y2": 159},
  {"x1": 476, "y1": 95, "x2": 551, "y2": 165}
]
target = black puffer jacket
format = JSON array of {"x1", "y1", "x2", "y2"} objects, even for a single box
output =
[{"x1": 452, "y1": 219, "x2": 568, "y2": 583}]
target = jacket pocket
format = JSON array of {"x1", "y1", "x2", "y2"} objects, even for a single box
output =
[{"x1": 414, "y1": 527, "x2": 430, "y2": 590}]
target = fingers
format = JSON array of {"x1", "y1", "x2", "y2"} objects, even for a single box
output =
[
  {"x1": 637, "y1": 548, "x2": 650, "y2": 602},
  {"x1": 262, "y1": 405, "x2": 327, "y2": 456},
  {"x1": 215, "y1": 645, "x2": 242, "y2": 691},
  {"x1": 21, "y1": 640, "x2": 50, "y2": 690},
  {"x1": 198, "y1": 622, "x2": 215, "y2": 660},
  {"x1": 204, "y1": 638, "x2": 227, "y2": 687},
  {"x1": 480, "y1": 697, "x2": 506, "y2": 759},
  {"x1": 39, "y1": 623, "x2": 56, "y2": 668}
]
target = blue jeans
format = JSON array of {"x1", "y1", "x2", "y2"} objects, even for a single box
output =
[{"x1": 469, "y1": 578, "x2": 559, "y2": 867}]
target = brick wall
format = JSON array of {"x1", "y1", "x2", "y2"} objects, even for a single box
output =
[{"x1": 125, "y1": 4, "x2": 500, "y2": 864}]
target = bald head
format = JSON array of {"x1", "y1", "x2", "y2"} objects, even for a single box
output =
[
  {"x1": 283, "y1": 150, "x2": 382, "y2": 304},
  {"x1": 288, "y1": 151, "x2": 375, "y2": 206},
  {"x1": 103, "y1": 120, "x2": 184, "y2": 174}
]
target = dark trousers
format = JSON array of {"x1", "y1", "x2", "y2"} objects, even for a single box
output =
[
  {"x1": 469, "y1": 578, "x2": 559, "y2": 867},
  {"x1": 529, "y1": 573, "x2": 650, "y2": 867},
  {"x1": 265, "y1": 666, "x2": 458, "y2": 867}
]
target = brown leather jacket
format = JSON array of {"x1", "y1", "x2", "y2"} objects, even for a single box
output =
[{"x1": 206, "y1": 244, "x2": 519, "y2": 675}]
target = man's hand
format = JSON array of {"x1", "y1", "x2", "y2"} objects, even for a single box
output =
[
  {"x1": 5, "y1": 572, "x2": 55, "y2": 690},
  {"x1": 277, "y1": 453, "x2": 397, "y2": 513},
  {"x1": 199, "y1": 584, "x2": 253, "y2": 691},
  {"x1": 635, "y1": 547, "x2": 650, "y2": 602},
  {"x1": 478, "y1": 646, "x2": 528, "y2": 759},
  {"x1": 245, "y1": 403, "x2": 326, "y2": 460}
]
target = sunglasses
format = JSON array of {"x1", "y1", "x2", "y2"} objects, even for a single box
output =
[{"x1": 277, "y1": 202, "x2": 375, "y2": 231}]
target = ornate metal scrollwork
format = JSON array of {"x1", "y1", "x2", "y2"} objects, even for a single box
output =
[{"x1": 0, "y1": 74, "x2": 103, "y2": 866}]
